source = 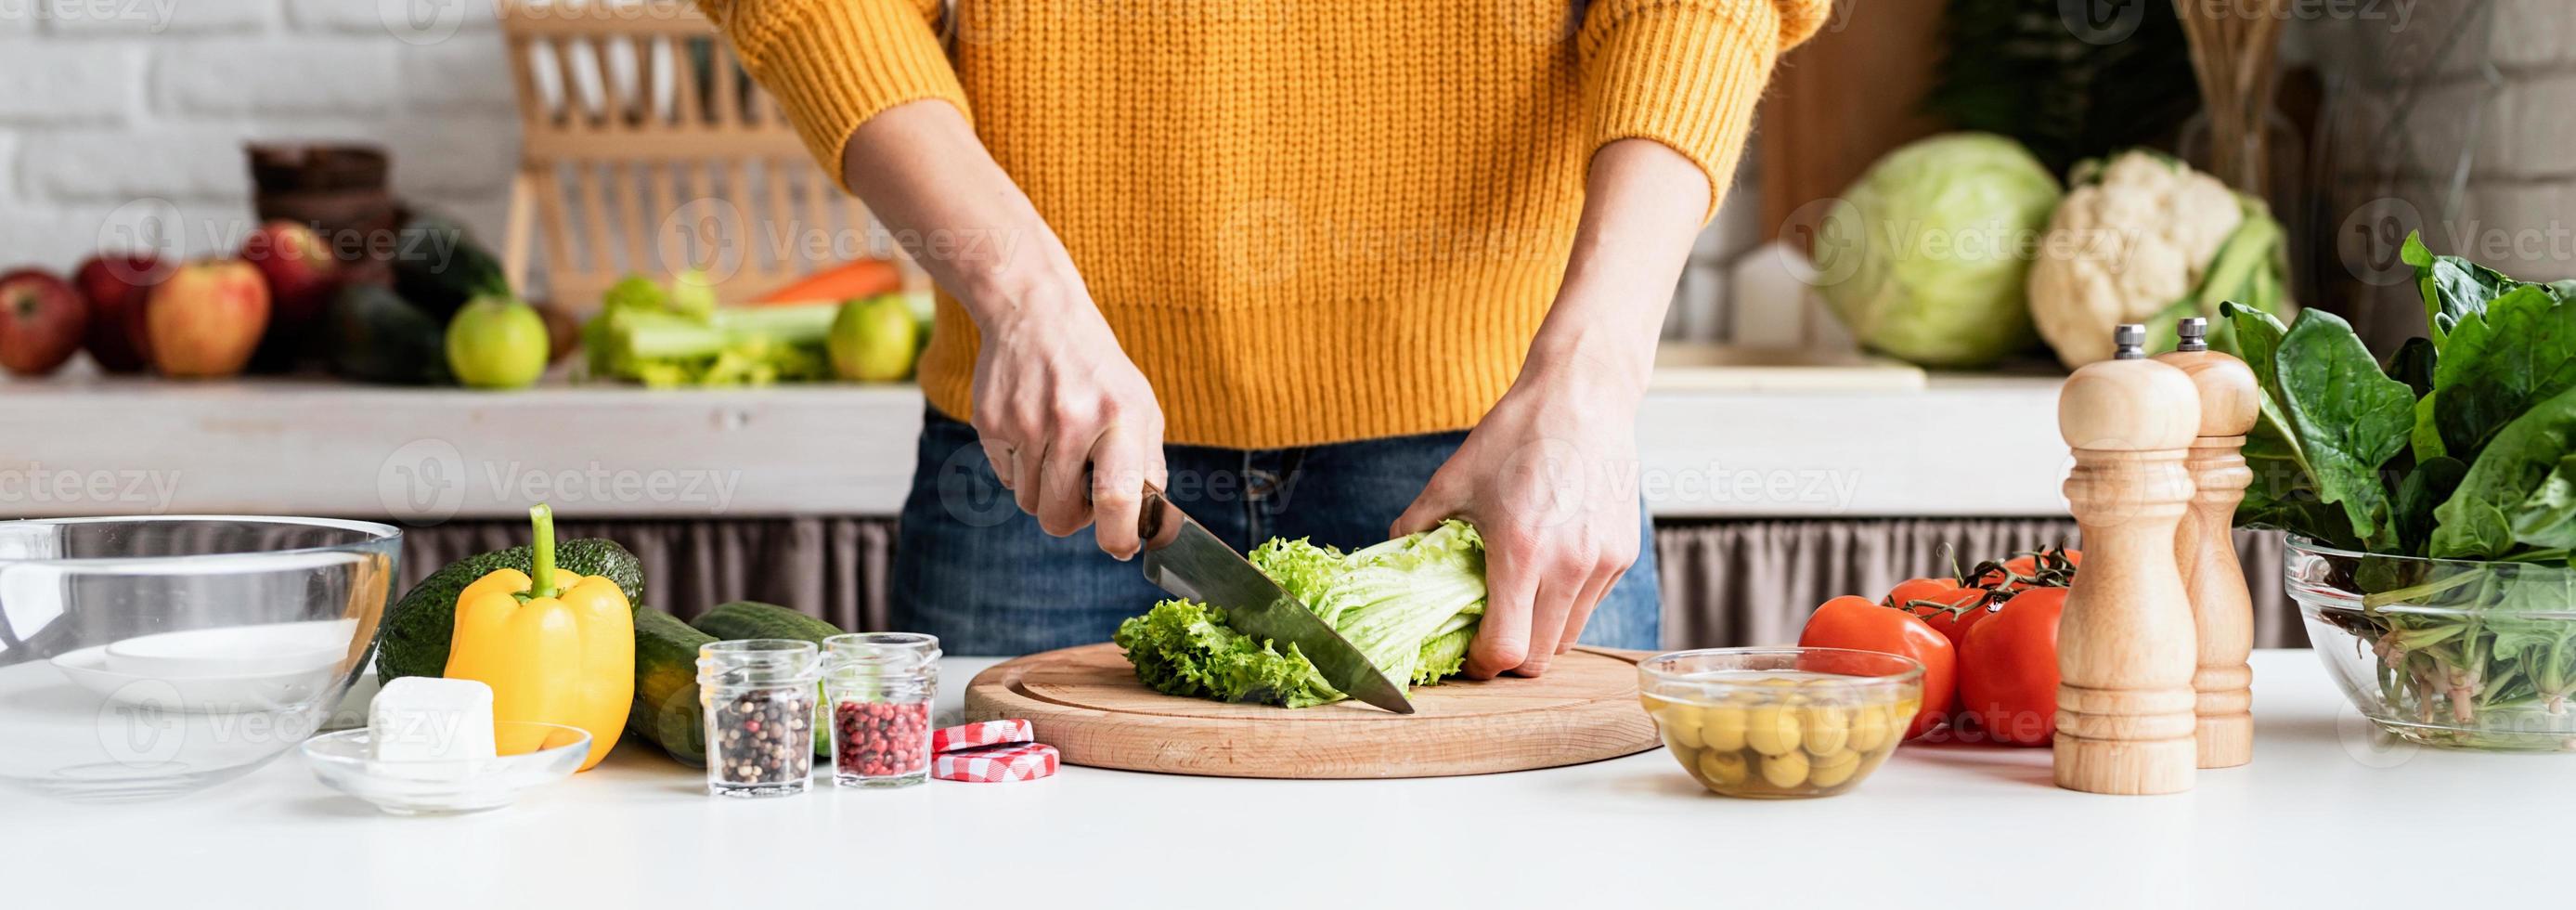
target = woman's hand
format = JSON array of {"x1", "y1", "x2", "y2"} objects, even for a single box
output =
[
  {"x1": 1396, "y1": 137, "x2": 1713, "y2": 677},
  {"x1": 1393, "y1": 357, "x2": 1643, "y2": 678},
  {"x1": 968, "y1": 290, "x2": 1167, "y2": 559},
  {"x1": 838, "y1": 100, "x2": 1169, "y2": 558}
]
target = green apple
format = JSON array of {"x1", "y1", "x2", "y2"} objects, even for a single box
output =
[
  {"x1": 445, "y1": 293, "x2": 550, "y2": 389},
  {"x1": 827, "y1": 293, "x2": 920, "y2": 382}
]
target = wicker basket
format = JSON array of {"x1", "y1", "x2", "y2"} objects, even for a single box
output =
[{"x1": 497, "y1": 0, "x2": 891, "y2": 308}]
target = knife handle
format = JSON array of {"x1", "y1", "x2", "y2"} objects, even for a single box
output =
[{"x1": 1136, "y1": 481, "x2": 1176, "y2": 551}]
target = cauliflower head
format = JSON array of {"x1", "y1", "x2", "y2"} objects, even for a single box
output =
[{"x1": 2027, "y1": 151, "x2": 2253, "y2": 367}]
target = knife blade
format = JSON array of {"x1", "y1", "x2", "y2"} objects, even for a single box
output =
[{"x1": 1133, "y1": 485, "x2": 1416, "y2": 714}]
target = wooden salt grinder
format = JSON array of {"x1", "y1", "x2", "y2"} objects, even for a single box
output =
[
  {"x1": 2054, "y1": 324, "x2": 2202, "y2": 796},
  {"x1": 2155, "y1": 318, "x2": 2259, "y2": 769}
]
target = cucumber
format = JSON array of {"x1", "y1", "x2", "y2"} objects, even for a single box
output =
[
  {"x1": 375, "y1": 538, "x2": 644, "y2": 682},
  {"x1": 688, "y1": 601, "x2": 843, "y2": 644},
  {"x1": 689, "y1": 601, "x2": 843, "y2": 755},
  {"x1": 630, "y1": 606, "x2": 716, "y2": 764}
]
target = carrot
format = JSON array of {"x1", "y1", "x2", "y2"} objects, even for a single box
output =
[{"x1": 753, "y1": 259, "x2": 901, "y2": 305}]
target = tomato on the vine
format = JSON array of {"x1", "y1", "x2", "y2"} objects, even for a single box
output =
[
  {"x1": 1975, "y1": 548, "x2": 2083, "y2": 592},
  {"x1": 1955, "y1": 586, "x2": 2066, "y2": 747},
  {"x1": 1797, "y1": 594, "x2": 1955, "y2": 739},
  {"x1": 1886, "y1": 576, "x2": 1996, "y2": 649}
]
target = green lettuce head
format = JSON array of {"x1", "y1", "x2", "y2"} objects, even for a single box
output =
[{"x1": 1813, "y1": 132, "x2": 2062, "y2": 368}]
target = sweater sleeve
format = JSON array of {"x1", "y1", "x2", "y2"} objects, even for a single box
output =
[
  {"x1": 1579, "y1": 0, "x2": 1832, "y2": 222},
  {"x1": 698, "y1": 0, "x2": 970, "y2": 193}
]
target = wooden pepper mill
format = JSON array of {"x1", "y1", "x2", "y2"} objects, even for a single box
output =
[
  {"x1": 2054, "y1": 324, "x2": 2202, "y2": 795},
  {"x1": 2154, "y1": 318, "x2": 2259, "y2": 769}
]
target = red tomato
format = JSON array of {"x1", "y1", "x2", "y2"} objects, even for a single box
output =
[
  {"x1": 1955, "y1": 586, "x2": 2066, "y2": 747},
  {"x1": 1887, "y1": 577, "x2": 1995, "y2": 650},
  {"x1": 1797, "y1": 594, "x2": 1956, "y2": 739}
]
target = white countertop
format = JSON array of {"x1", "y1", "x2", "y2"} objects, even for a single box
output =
[
  {"x1": 0, "y1": 372, "x2": 2068, "y2": 520},
  {"x1": 4, "y1": 650, "x2": 2565, "y2": 909}
]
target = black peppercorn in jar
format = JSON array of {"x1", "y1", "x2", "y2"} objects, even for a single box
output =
[{"x1": 697, "y1": 639, "x2": 822, "y2": 798}]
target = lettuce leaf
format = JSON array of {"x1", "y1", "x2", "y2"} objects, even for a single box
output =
[
  {"x1": 1115, "y1": 520, "x2": 1489, "y2": 707},
  {"x1": 1110, "y1": 600, "x2": 1342, "y2": 708}
]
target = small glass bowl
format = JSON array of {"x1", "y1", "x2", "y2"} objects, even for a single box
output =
[
  {"x1": 301, "y1": 722, "x2": 589, "y2": 814},
  {"x1": 1638, "y1": 647, "x2": 1923, "y2": 799}
]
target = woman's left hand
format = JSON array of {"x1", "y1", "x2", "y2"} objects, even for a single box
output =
[
  {"x1": 1393, "y1": 137, "x2": 1710, "y2": 679},
  {"x1": 1392, "y1": 358, "x2": 1644, "y2": 679}
]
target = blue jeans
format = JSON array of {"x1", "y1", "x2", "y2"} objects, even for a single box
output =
[{"x1": 892, "y1": 410, "x2": 1662, "y2": 656}]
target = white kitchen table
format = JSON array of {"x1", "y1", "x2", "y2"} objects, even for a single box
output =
[{"x1": 5, "y1": 650, "x2": 2561, "y2": 910}]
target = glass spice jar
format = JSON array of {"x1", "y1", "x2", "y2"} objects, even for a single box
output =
[
  {"x1": 822, "y1": 632, "x2": 940, "y2": 788},
  {"x1": 697, "y1": 639, "x2": 822, "y2": 798}
]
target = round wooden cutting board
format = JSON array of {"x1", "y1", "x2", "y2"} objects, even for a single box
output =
[{"x1": 962, "y1": 643, "x2": 1662, "y2": 779}]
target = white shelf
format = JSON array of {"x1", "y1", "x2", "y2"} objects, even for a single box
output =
[{"x1": 0, "y1": 371, "x2": 2069, "y2": 520}]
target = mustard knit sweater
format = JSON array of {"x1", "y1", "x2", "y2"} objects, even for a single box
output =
[{"x1": 707, "y1": 0, "x2": 1830, "y2": 448}]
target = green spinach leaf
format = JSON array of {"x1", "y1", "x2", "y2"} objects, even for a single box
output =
[
  {"x1": 2393, "y1": 455, "x2": 2467, "y2": 554},
  {"x1": 2274, "y1": 309, "x2": 2416, "y2": 549},
  {"x1": 2403, "y1": 231, "x2": 2520, "y2": 344},
  {"x1": 2433, "y1": 385, "x2": 2576, "y2": 558},
  {"x1": 2510, "y1": 453, "x2": 2576, "y2": 550},
  {"x1": 2429, "y1": 286, "x2": 2576, "y2": 458},
  {"x1": 2388, "y1": 335, "x2": 2436, "y2": 396}
]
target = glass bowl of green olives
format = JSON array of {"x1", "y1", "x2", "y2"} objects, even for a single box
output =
[{"x1": 1638, "y1": 647, "x2": 1922, "y2": 799}]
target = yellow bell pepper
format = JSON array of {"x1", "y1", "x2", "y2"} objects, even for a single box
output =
[{"x1": 444, "y1": 504, "x2": 633, "y2": 771}]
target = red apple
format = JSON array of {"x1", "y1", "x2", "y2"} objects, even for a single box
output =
[
  {"x1": 73, "y1": 254, "x2": 170, "y2": 372},
  {"x1": 147, "y1": 260, "x2": 270, "y2": 378},
  {"x1": 239, "y1": 221, "x2": 338, "y2": 327},
  {"x1": 0, "y1": 269, "x2": 89, "y2": 377}
]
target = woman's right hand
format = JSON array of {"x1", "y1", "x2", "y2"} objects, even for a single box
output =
[
  {"x1": 834, "y1": 99, "x2": 1170, "y2": 560},
  {"x1": 966, "y1": 289, "x2": 1168, "y2": 560}
]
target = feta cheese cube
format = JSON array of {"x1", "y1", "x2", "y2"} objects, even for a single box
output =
[{"x1": 369, "y1": 677, "x2": 497, "y2": 780}]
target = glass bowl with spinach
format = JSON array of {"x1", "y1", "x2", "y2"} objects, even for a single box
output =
[
  {"x1": 2234, "y1": 233, "x2": 2576, "y2": 751},
  {"x1": 2286, "y1": 540, "x2": 2576, "y2": 750}
]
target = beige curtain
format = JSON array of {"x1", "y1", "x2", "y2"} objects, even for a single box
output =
[{"x1": 393, "y1": 518, "x2": 2296, "y2": 651}]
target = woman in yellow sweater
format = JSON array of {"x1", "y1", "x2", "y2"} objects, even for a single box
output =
[{"x1": 706, "y1": 0, "x2": 1829, "y2": 672}]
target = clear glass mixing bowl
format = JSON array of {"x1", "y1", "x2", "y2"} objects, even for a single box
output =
[
  {"x1": 2287, "y1": 538, "x2": 2576, "y2": 751},
  {"x1": 0, "y1": 516, "x2": 402, "y2": 800}
]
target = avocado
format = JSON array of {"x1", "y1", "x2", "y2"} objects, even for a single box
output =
[
  {"x1": 373, "y1": 538, "x2": 645, "y2": 681},
  {"x1": 326, "y1": 282, "x2": 451, "y2": 385},
  {"x1": 392, "y1": 211, "x2": 509, "y2": 320}
]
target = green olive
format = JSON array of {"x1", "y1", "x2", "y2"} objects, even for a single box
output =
[
  {"x1": 1759, "y1": 748, "x2": 1810, "y2": 788},
  {"x1": 1659, "y1": 706, "x2": 1706, "y2": 750},
  {"x1": 1809, "y1": 748, "x2": 1862, "y2": 787},
  {"x1": 1883, "y1": 697, "x2": 1919, "y2": 745},
  {"x1": 1746, "y1": 704, "x2": 1803, "y2": 756},
  {"x1": 1699, "y1": 705, "x2": 1749, "y2": 751},
  {"x1": 1803, "y1": 703, "x2": 1852, "y2": 755},
  {"x1": 1697, "y1": 748, "x2": 1750, "y2": 787},
  {"x1": 1849, "y1": 703, "x2": 1891, "y2": 753}
]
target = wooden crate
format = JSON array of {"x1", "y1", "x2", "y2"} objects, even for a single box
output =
[{"x1": 497, "y1": 0, "x2": 888, "y2": 308}]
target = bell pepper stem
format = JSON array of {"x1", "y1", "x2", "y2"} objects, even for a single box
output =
[{"x1": 528, "y1": 503, "x2": 558, "y2": 600}]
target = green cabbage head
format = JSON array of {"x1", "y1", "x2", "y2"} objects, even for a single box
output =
[{"x1": 1813, "y1": 132, "x2": 2063, "y2": 368}]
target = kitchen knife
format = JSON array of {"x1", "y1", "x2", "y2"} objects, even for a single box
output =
[{"x1": 1134, "y1": 485, "x2": 1416, "y2": 714}]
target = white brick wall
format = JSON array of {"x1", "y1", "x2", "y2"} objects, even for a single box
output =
[{"x1": 0, "y1": 0, "x2": 517, "y2": 276}]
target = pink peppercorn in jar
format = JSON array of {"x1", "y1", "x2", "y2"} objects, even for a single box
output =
[{"x1": 822, "y1": 632, "x2": 939, "y2": 788}]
